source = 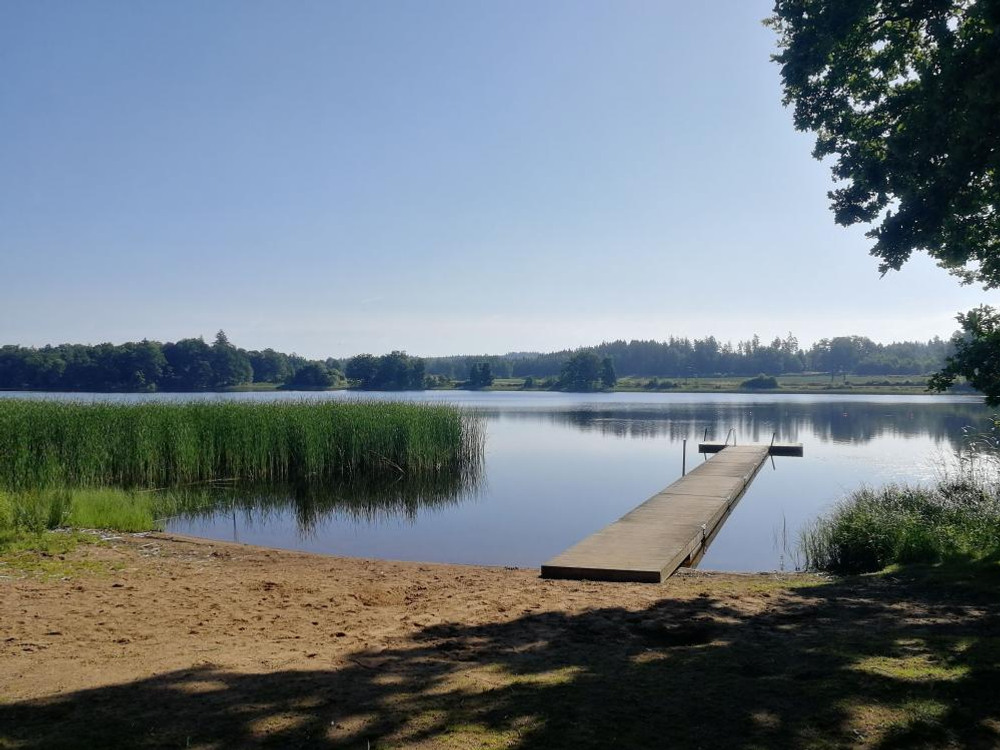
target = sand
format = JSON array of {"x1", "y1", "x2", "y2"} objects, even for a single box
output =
[{"x1": 2, "y1": 533, "x2": 770, "y2": 696}]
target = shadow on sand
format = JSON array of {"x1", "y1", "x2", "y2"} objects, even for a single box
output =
[{"x1": 3, "y1": 570, "x2": 999, "y2": 748}]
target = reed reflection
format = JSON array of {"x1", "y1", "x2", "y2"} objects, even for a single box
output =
[{"x1": 161, "y1": 461, "x2": 483, "y2": 535}]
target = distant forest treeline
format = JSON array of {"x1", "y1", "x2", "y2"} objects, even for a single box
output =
[
  {"x1": 0, "y1": 331, "x2": 345, "y2": 392},
  {"x1": 422, "y1": 334, "x2": 954, "y2": 380},
  {"x1": 0, "y1": 332, "x2": 954, "y2": 392}
]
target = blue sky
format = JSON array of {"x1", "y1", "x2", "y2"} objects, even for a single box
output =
[{"x1": 1, "y1": 1, "x2": 991, "y2": 358}]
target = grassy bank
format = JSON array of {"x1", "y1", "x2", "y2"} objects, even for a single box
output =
[
  {"x1": 465, "y1": 374, "x2": 942, "y2": 396},
  {"x1": 614, "y1": 373, "x2": 935, "y2": 394},
  {"x1": 802, "y1": 470, "x2": 1000, "y2": 574},
  {"x1": 0, "y1": 399, "x2": 484, "y2": 490}
]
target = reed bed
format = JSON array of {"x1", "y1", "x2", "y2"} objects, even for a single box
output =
[
  {"x1": 801, "y1": 472, "x2": 1000, "y2": 574},
  {"x1": 0, "y1": 399, "x2": 484, "y2": 491}
]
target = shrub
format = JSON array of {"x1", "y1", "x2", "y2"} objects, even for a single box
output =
[
  {"x1": 801, "y1": 475, "x2": 1000, "y2": 574},
  {"x1": 740, "y1": 374, "x2": 780, "y2": 390}
]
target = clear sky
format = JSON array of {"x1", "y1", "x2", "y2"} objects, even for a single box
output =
[{"x1": 1, "y1": 1, "x2": 993, "y2": 358}]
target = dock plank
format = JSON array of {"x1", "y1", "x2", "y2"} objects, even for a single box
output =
[{"x1": 540, "y1": 445, "x2": 770, "y2": 583}]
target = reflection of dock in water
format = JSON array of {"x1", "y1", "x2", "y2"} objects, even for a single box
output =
[{"x1": 541, "y1": 443, "x2": 803, "y2": 583}]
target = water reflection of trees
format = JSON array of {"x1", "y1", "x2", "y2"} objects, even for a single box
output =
[
  {"x1": 492, "y1": 402, "x2": 993, "y2": 450},
  {"x1": 162, "y1": 467, "x2": 483, "y2": 534}
]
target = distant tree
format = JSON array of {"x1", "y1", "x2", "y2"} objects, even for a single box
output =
[
  {"x1": 345, "y1": 354, "x2": 378, "y2": 386},
  {"x1": 406, "y1": 356, "x2": 426, "y2": 389},
  {"x1": 424, "y1": 374, "x2": 452, "y2": 389},
  {"x1": 286, "y1": 353, "x2": 310, "y2": 374},
  {"x1": 283, "y1": 361, "x2": 336, "y2": 389},
  {"x1": 347, "y1": 351, "x2": 425, "y2": 390},
  {"x1": 247, "y1": 349, "x2": 293, "y2": 383},
  {"x1": 467, "y1": 362, "x2": 494, "y2": 389},
  {"x1": 162, "y1": 338, "x2": 214, "y2": 390},
  {"x1": 375, "y1": 351, "x2": 412, "y2": 389},
  {"x1": 809, "y1": 336, "x2": 878, "y2": 375},
  {"x1": 600, "y1": 356, "x2": 617, "y2": 389},
  {"x1": 559, "y1": 351, "x2": 602, "y2": 391},
  {"x1": 210, "y1": 330, "x2": 253, "y2": 388},
  {"x1": 522, "y1": 375, "x2": 536, "y2": 389},
  {"x1": 692, "y1": 337, "x2": 720, "y2": 375},
  {"x1": 114, "y1": 340, "x2": 167, "y2": 391}
]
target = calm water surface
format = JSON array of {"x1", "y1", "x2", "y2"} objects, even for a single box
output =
[{"x1": 3, "y1": 390, "x2": 991, "y2": 571}]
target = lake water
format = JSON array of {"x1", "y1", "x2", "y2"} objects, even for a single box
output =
[{"x1": 2, "y1": 390, "x2": 992, "y2": 571}]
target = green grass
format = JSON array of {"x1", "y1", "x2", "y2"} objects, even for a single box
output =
[
  {"x1": 0, "y1": 529, "x2": 120, "y2": 578},
  {"x1": 0, "y1": 487, "x2": 158, "y2": 548},
  {"x1": 801, "y1": 468, "x2": 1000, "y2": 574},
  {"x1": 0, "y1": 399, "x2": 484, "y2": 490}
]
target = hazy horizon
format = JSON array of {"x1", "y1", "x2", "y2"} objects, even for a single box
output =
[{"x1": 2, "y1": 1, "x2": 993, "y2": 359}]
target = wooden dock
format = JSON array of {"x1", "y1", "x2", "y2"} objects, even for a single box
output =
[{"x1": 541, "y1": 444, "x2": 798, "y2": 583}]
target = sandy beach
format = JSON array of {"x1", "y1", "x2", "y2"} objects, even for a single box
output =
[{"x1": 2, "y1": 533, "x2": 996, "y2": 748}]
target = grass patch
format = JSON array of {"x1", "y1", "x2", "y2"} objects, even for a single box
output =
[
  {"x1": 64, "y1": 488, "x2": 158, "y2": 532},
  {"x1": 0, "y1": 530, "x2": 113, "y2": 578},
  {"x1": 0, "y1": 399, "x2": 484, "y2": 490},
  {"x1": 0, "y1": 487, "x2": 160, "y2": 553},
  {"x1": 1, "y1": 545, "x2": 119, "y2": 580}
]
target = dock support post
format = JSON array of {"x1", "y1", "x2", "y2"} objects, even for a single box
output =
[{"x1": 682, "y1": 438, "x2": 687, "y2": 476}]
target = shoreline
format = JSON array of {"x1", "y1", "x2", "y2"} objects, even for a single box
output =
[
  {"x1": 0, "y1": 385, "x2": 975, "y2": 398},
  {"x1": 148, "y1": 530, "x2": 802, "y2": 578}
]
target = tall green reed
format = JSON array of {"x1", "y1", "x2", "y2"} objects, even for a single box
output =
[{"x1": 0, "y1": 399, "x2": 484, "y2": 491}]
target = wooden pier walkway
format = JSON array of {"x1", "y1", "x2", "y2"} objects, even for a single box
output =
[{"x1": 541, "y1": 444, "x2": 796, "y2": 583}]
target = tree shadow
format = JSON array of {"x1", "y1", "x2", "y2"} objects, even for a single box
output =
[{"x1": 3, "y1": 572, "x2": 999, "y2": 748}]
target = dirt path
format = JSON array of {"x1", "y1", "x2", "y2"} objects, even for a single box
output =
[{"x1": 2, "y1": 534, "x2": 997, "y2": 748}]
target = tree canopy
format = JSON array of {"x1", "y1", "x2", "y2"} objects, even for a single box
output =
[
  {"x1": 0, "y1": 333, "x2": 340, "y2": 392},
  {"x1": 344, "y1": 351, "x2": 426, "y2": 390},
  {"x1": 768, "y1": 0, "x2": 1000, "y2": 286},
  {"x1": 600, "y1": 356, "x2": 617, "y2": 388},
  {"x1": 928, "y1": 306, "x2": 1000, "y2": 405},
  {"x1": 558, "y1": 351, "x2": 603, "y2": 391},
  {"x1": 284, "y1": 361, "x2": 337, "y2": 390},
  {"x1": 0, "y1": 331, "x2": 963, "y2": 393},
  {"x1": 467, "y1": 362, "x2": 495, "y2": 389},
  {"x1": 423, "y1": 335, "x2": 949, "y2": 380}
]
